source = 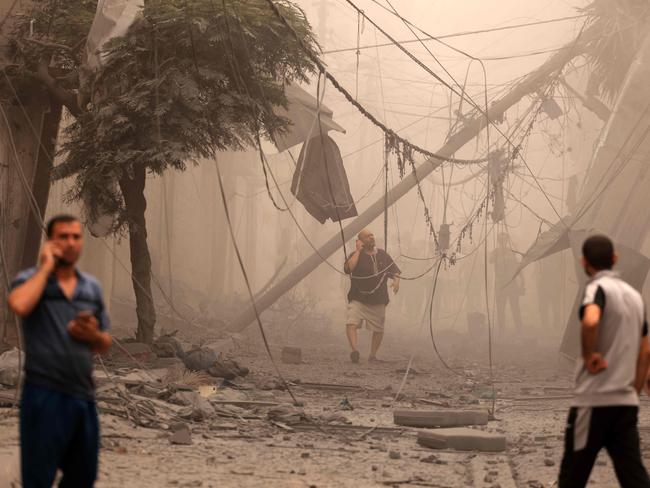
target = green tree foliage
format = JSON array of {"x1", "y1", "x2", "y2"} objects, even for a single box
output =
[
  {"x1": 2, "y1": 0, "x2": 319, "y2": 342},
  {"x1": 52, "y1": 0, "x2": 316, "y2": 227}
]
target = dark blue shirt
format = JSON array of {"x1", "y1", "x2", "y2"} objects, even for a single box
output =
[{"x1": 11, "y1": 267, "x2": 110, "y2": 400}]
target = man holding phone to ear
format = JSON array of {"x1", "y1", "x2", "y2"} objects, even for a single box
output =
[
  {"x1": 8, "y1": 214, "x2": 112, "y2": 488},
  {"x1": 344, "y1": 228, "x2": 400, "y2": 364}
]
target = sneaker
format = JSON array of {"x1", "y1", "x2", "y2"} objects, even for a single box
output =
[{"x1": 350, "y1": 350, "x2": 360, "y2": 363}]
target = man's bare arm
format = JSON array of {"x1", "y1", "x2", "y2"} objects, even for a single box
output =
[
  {"x1": 345, "y1": 240, "x2": 364, "y2": 274},
  {"x1": 581, "y1": 303, "x2": 602, "y2": 360},
  {"x1": 8, "y1": 242, "x2": 58, "y2": 318},
  {"x1": 344, "y1": 251, "x2": 361, "y2": 274},
  {"x1": 635, "y1": 336, "x2": 650, "y2": 393},
  {"x1": 8, "y1": 267, "x2": 51, "y2": 318}
]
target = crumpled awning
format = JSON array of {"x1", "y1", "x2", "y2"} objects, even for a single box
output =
[
  {"x1": 272, "y1": 83, "x2": 346, "y2": 153},
  {"x1": 85, "y1": 0, "x2": 143, "y2": 70}
]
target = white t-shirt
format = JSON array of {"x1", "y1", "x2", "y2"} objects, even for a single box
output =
[{"x1": 572, "y1": 270, "x2": 648, "y2": 407}]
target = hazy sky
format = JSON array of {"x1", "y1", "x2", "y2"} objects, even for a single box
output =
[{"x1": 281, "y1": 1, "x2": 593, "y2": 254}]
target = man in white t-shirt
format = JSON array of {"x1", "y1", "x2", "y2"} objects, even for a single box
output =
[{"x1": 558, "y1": 235, "x2": 650, "y2": 488}]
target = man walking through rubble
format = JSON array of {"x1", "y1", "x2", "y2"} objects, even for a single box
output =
[
  {"x1": 344, "y1": 228, "x2": 400, "y2": 363},
  {"x1": 558, "y1": 235, "x2": 650, "y2": 488},
  {"x1": 8, "y1": 214, "x2": 112, "y2": 488}
]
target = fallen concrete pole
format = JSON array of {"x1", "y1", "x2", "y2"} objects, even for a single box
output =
[
  {"x1": 228, "y1": 28, "x2": 595, "y2": 332},
  {"x1": 393, "y1": 409, "x2": 488, "y2": 428},
  {"x1": 418, "y1": 427, "x2": 506, "y2": 452}
]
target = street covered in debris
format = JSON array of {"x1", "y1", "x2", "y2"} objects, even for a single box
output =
[
  {"x1": 3, "y1": 0, "x2": 650, "y2": 486},
  {"x1": 3, "y1": 320, "x2": 650, "y2": 487}
]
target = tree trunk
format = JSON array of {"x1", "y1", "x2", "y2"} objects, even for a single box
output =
[
  {"x1": 119, "y1": 164, "x2": 156, "y2": 343},
  {"x1": 20, "y1": 96, "x2": 63, "y2": 269}
]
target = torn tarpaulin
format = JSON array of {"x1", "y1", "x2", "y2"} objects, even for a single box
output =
[{"x1": 291, "y1": 134, "x2": 358, "y2": 224}]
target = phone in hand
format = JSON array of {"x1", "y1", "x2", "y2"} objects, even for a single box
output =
[{"x1": 75, "y1": 310, "x2": 93, "y2": 322}]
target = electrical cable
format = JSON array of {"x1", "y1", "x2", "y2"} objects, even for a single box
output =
[
  {"x1": 215, "y1": 156, "x2": 301, "y2": 406},
  {"x1": 323, "y1": 14, "x2": 588, "y2": 54}
]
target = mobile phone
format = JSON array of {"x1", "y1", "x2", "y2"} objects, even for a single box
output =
[{"x1": 75, "y1": 310, "x2": 93, "y2": 321}]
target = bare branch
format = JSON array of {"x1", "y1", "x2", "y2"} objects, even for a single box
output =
[
  {"x1": 34, "y1": 60, "x2": 81, "y2": 117},
  {"x1": 24, "y1": 38, "x2": 75, "y2": 53}
]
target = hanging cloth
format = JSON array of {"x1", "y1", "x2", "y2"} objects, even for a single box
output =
[{"x1": 290, "y1": 134, "x2": 358, "y2": 224}]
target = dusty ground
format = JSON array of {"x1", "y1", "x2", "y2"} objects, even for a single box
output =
[{"x1": 2, "y1": 325, "x2": 650, "y2": 488}]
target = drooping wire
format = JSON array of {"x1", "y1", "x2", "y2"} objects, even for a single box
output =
[{"x1": 214, "y1": 156, "x2": 300, "y2": 406}]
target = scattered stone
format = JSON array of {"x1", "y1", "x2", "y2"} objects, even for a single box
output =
[
  {"x1": 544, "y1": 458, "x2": 555, "y2": 467},
  {"x1": 389, "y1": 450, "x2": 401, "y2": 460},
  {"x1": 170, "y1": 425, "x2": 192, "y2": 445},
  {"x1": 0, "y1": 348, "x2": 22, "y2": 386},
  {"x1": 184, "y1": 347, "x2": 218, "y2": 371},
  {"x1": 417, "y1": 428, "x2": 506, "y2": 452},
  {"x1": 301, "y1": 452, "x2": 310, "y2": 459},
  {"x1": 152, "y1": 341, "x2": 177, "y2": 358},
  {"x1": 169, "y1": 391, "x2": 201, "y2": 407},
  {"x1": 394, "y1": 409, "x2": 489, "y2": 428},
  {"x1": 281, "y1": 347, "x2": 302, "y2": 365},
  {"x1": 208, "y1": 359, "x2": 249, "y2": 380}
]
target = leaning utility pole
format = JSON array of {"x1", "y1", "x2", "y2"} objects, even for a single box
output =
[{"x1": 228, "y1": 28, "x2": 596, "y2": 332}]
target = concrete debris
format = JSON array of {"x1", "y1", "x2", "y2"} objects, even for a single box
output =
[
  {"x1": 170, "y1": 425, "x2": 192, "y2": 445},
  {"x1": 420, "y1": 454, "x2": 447, "y2": 465},
  {"x1": 417, "y1": 428, "x2": 506, "y2": 452},
  {"x1": 281, "y1": 346, "x2": 302, "y2": 364},
  {"x1": 152, "y1": 341, "x2": 177, "y2": 358},
  {"x1": 0, "y1": 348, "x2": 22, "y2": 387},
  {"x1": 393, "y1": 409, "x2": 488, "y2": 428},
  {"x1": 207, "y1": 359, "x2": 249, "y2": 380},
  {"x1": 267, "y1": 405, "x2": 307, "y2": 425},
  {"x1": 183, "y1": 347, "x2": 219, "y2": 371},
  {"x1": 169, "y1": 390, "x2": 201, "y2": 407}
]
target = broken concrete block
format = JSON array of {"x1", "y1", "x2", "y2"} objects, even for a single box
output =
[
  {"x1": 281, "y1": 347, "x2": 302, "y2": 365},
  {"x1": 207, "y1": 358, "x2": 249, "y2": 379},
  {"x1": 183, "y1": 347, "x2": 218, "y2": 371},
  {"x1": 170, "y1": 425, "x2": 192, "y2": 445},
  {"x1": 169, "y1": 391, "x2": 201, "y2": 407},
  {"x1": 152, "y1": 342, "x2": 176, "y2": 358},
  {"x1": 417, "y1": 428, "x2": 506, "y2": 452},
  {"x1": 177, "y1": 394, "x2": 215, "y2": 422},
  {"x1": 393, "y1": 409, "x2": 488, "y2": 428}
]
